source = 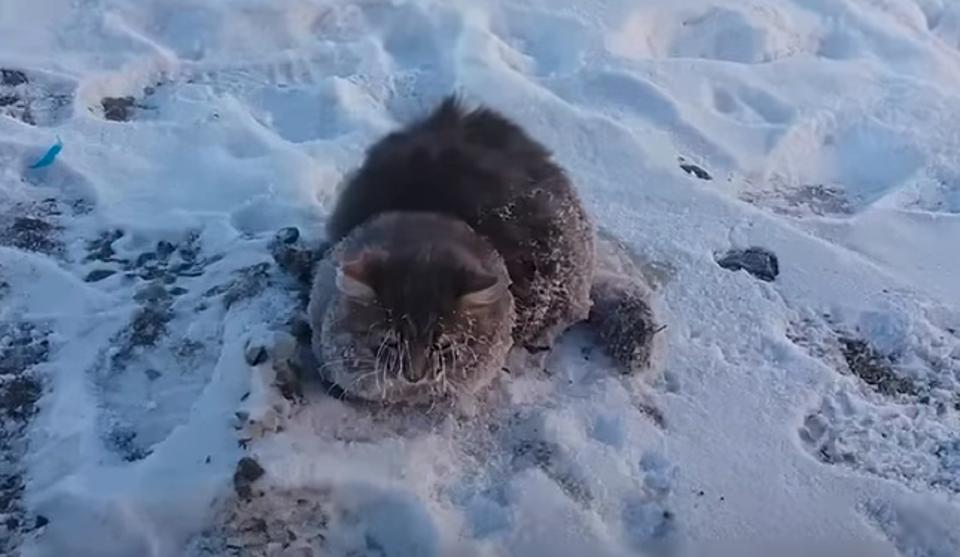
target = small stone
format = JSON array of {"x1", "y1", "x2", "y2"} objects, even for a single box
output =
[
  {"x1": 169, "y1": 286, "x2": 188, "y2": 296},
  {"x1": 128, "y1": 305, "x2": 173, "y2": 347},
  {"x1": 233, "y1": 457, "x2": 265, "y2": 499},
  {"x1": 135, "y1": 252, "x2": 157, "y2": 267},
  {"x1": 102, "y1": 96, "x2": 136, "y2": 122},
  {"x1": 716, "y1": 247, "x2": 779, "y2": 282},
  {"x1": 244, "y1": 343, "x2": 269, "y2": 366},
  {"x1": 134, "y1": 283, "x2": 170, "y2": 304},
  {"x1": 144, "y1": 368, "x2": 162, "y2": 381},
  {"x1": 1, "y1": 69, "x2": 28, "y2": 86},
  {"x1": 137, "y1": 267, "x2": 164, "y2": 281},
  {"x1": 34, "y1": 515, "x2": 49, "y2": 529},
  {"x1": 12, "y1": 217, "x2": 52, "y2": 232},
  {"x1": 156, "y1": 240, "x2": 176, "y2": 258},
  {"x1": 276, "y1": 226, "x2": 300, "y2": 244},
  {"x1": 84, "y1": 269, "x2": 116, "y2": 282},
  {"x1": 240, "y1": 517, "x2": 268, "y2": 534},
  {"x1": 680, "y1": 162, "x2": 712, "y2": 181}
]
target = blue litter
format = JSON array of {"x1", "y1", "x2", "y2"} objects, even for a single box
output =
[{"x1": 29, "y1": 137, "x2": 63, "y2": 169}]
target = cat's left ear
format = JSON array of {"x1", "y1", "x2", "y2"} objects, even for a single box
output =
[
  {"x1": 335, "y1": 250, "x2": 383, "y2": 303},
  {"x1": 459, "y1": 271, "x2": 508, "y2": 308}
]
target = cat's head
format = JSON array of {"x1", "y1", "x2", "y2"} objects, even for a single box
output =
[{"x1": 319, "y1": 213, "x2": 515, "y2": 403}]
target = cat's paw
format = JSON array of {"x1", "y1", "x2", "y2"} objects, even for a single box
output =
[
  {"x1": 243, "y1": 330, "x2": 297, "y2": 368},
  {"x1": 267, "y1": 226, "x2": 325, "y2": 288},
  {"x1": 240, "y1": 331, "x2": 302, "y2": 439}
]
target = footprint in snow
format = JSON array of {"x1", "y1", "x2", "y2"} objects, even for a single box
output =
[{"x1": 790, "y1": 308, "x2": 960, "y2": 495}]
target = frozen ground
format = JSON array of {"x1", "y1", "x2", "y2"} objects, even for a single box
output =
[{"x1": 2, "y1": 0, "x2": 960, "y2": 555}]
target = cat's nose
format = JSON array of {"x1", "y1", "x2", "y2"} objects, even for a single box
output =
[
  {"x1": 402, "y1": 349, "x2": 429, "y2": 383},
  {"x1": 402, "y1": 365, "x2": 429, "y2": 383}
]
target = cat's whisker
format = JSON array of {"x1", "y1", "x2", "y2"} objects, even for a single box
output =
[
  {"x1": 390, "y1": 342, "x2": 401, "y2": 382},
  {"x1": 368, "y1": 366, "x2": 383, "y2": 400},
  {"x1": 450, "y1": 343, "x2": 464, "y2": 382},
  {"x1": 379, "y1": 359, "x2": 389, "y2": 400},
  {"x1": 397, "y1": 336, "x2": 406, "y2": 383},
  {"x1": 434, "y1": 353, "x2": 452, "y2": 398},
  {"x1": 318, "y1": 357, "x2": 376, "y2": 372},
  {"x1": 375, "y1": 337, "x2": 388, "y2": 370},
  {"x1": 439, "y1": 349, "x2": 453, "y2": 395},
  {"x1": 435, "y1": 352, "x2": 446, "y2": 389},
  {"x1": 425, "y1": 394, "x2": 438, "y2": 415},
  {"x1": 348, "y1": 368, "x2": 380, "y2": 388}
]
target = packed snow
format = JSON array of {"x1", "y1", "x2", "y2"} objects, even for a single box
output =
[{"x1": 2, "y1": 0, "x2": 960, "y2": 555}]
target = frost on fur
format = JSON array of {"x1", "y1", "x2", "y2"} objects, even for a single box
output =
[{"x1": 588, "y1": 232, "x2": 665, "y2": 377}]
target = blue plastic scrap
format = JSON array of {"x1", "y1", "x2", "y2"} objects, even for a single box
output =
[{"x1": 29, "y1": 137, "x2": 63, "y2": 169}]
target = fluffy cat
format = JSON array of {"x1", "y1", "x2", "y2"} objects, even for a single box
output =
[{"x1": 307, "y1": 97, "x2": 661, "y2": 403}]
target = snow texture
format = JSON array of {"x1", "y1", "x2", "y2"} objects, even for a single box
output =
[{"x1": 1, "y1": 0, "x2": 959, "y2": 556}]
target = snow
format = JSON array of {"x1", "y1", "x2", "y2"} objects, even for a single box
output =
[{"x1": 1, "y1": 0, "x2": 959, "y2": 555}]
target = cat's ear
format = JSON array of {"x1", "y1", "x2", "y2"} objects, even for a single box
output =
[
  {"x1": 335, "y1": 253, "x2": 379, "y2": 303},
  {"x1": 459, "y1": 271, "x2": 508, "y2": 308}
]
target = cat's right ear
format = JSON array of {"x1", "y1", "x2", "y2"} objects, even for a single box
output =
[
  {"x1": 459, "y1": 271, "x2": 508, "y2": 308},
  {"x1": 335, "y1": 256, "x2": 377, "y2": 303}
]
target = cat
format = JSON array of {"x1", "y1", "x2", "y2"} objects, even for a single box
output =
[{"x1": 307, "y1": 96, "x2": 662, "y2": 404}]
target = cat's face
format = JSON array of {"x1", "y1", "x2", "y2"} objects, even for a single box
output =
[{"x1": 320, "y1": 243, "x2": 515, "y2": 403}]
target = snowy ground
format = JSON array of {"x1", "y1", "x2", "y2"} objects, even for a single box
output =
[{"x1": 2, "y1": 0, "x2": 960, "y2": 555}]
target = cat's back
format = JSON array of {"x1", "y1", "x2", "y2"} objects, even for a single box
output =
[
  {"x1": 326, "y1": 96, "x2": 594, "y2": 347},
  {"x1": 326, "y1": 97, "x2": 575, "y2": 242}
]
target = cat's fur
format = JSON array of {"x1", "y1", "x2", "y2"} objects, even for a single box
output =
[
  {"x1": 309, "y1": 212, "x2": 516, "y2": 402},
  {"x1": 308, "y1": 97, "x2": 661, "y2": 403}
]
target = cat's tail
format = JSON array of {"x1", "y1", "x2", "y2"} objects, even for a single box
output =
[{"x1": 588, "y1": 230, "x2": 667, "y2": 378}]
